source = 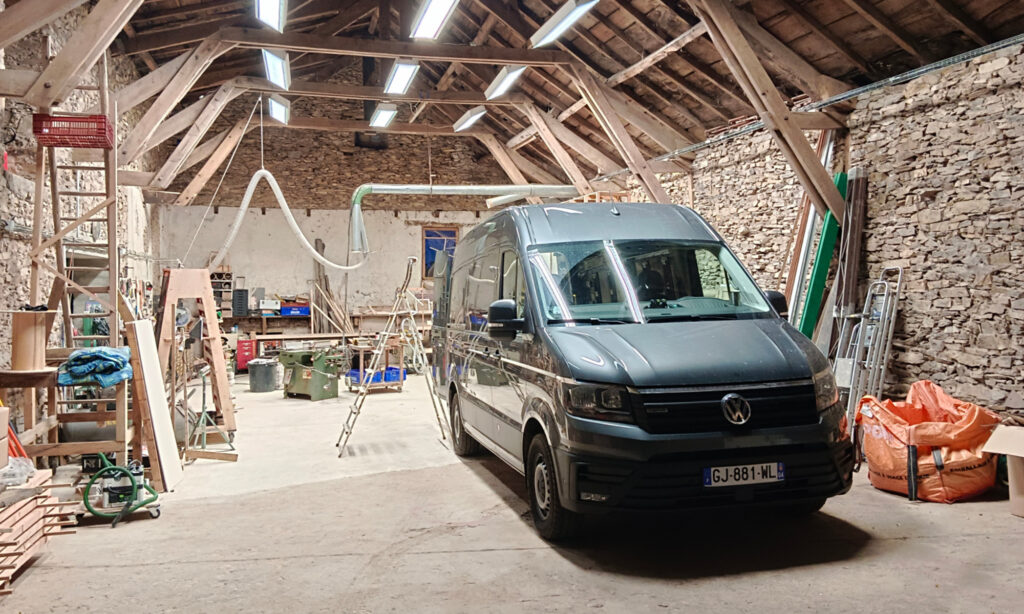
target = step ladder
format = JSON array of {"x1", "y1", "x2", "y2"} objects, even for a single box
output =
[
  {"x1": 336, "y1": 257, "x2": 448, "y2": 457},
  {"x1": 29, "y1": 54, "x2": 119, "y2": 348}
]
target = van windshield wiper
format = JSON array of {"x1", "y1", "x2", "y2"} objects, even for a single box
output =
[
  {"x1": 645, "y1": 313, "x2": 740, "y2": 322},
  {"x1": 547, "y1": 317, "x2": 634, "y2": 325}
]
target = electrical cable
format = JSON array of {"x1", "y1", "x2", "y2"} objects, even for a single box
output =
[{"x1": 180, "y1": 97, "x2": 261, "y2": 264}]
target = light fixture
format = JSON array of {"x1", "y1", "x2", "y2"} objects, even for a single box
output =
[
  {"x1": 384, "y1": 59, "x2": 420, "y2": 95},
  {"x1": 267, "y1": 94, "x2": 290, "y2": 125},
  {"x1": 453, "y1": 105, "x2": 486, "y2": 132},
  {"x1": 410, "y1": 0, "x2": 459, "y2": 40},
  {"x1": 485, "y1": 65, "x2": 527, "y2": 100},
  {"x1": 256, "y1": 0, "x2": 287, "y2": 33},
  {"x1": 369, "y1": 103, "x2": 398, "y2": 129},
  {"x1": 530, "y1": 0, "x2": 600, "y2": 48},
  {"x1": 262, "y1": 48, "x2": 291, "y2": 90}
]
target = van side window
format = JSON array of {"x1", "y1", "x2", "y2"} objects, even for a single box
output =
[
  {"x1": 448, "y1": 263, "x2": 468, "y2": 328},
  {"x1": 466, "y1": 253, "x2": 500, "y2": 331},
  {"x1": 499, "y1": 250, "x2": 526, "y2": 318}
]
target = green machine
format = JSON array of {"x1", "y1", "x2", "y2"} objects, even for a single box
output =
[{"x1": 280, "y1": 348, "x2": 342, "y2": 401}]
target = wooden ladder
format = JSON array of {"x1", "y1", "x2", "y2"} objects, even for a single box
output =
[{"x1": 29, "y1": 54, "x2": 119, "y2": 349}]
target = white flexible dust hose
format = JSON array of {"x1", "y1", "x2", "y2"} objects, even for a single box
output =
[{"x1": 210, "y1": 169, "x2": 369, "y2": 271}]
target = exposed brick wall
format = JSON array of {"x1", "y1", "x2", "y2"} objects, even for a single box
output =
[{"x1": 634, "y1": 44, "x2": 1024, "y2": 411}]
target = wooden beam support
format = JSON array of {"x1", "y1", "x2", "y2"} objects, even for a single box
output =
[
  {"x1": 233, "y1": 75, "x2": 528, "y2": 105},
  {"x1": 840, "y1": 0, "x2": 937, "y2": 64},
  {"x1": 923, "y1": 0, "x2": 994, "y2": 46},
  {"x1": 0, "y1": 69, "x2": 40, "y2": 97},
  {"x1": 475, "y1": 134, "x2": 544, "y2": 204},
  {"x1": 514, "y1": 108, "x2": 623, "y2": 175},
  {"x1": 606, "y1": 22, "x2": 708, "y2": 86},
  {"x1": 138, "y1": 95, "x2": 213, "y2": 157},
  {"x1": 24, "y1": 0, "x2": 144, "y2": 108},
  {"x1": 151, "y1": 83, "x2": 242, "y2": 188},
  {"x1": 174, "y1": 118, "x2": 250, "y2": 207},
  {"x1": 220, "y1": 26, "x2": 572, "y2": 66},
  {"x1": 120, "y1": 15, "x2": 249, "y2": 56},
  {"x1": 521, "y1": 104, "x2": 594, "y2": 194},
  {"x1": 119, "y1": 35, "x2": 232, "y2": 163},
  {"x1": 693, "y1": 0, "x2": 844, "y2": 220},
  {"x1": 284, "y1": 116, "x2": 486, "y2": 136},
  {"x1": 0, "y1": 0, "x2": 88, "y2": 49},
  {"x1": 88, "y1": 52, "x2": 190, "y2": 115},
  {"x1": 571, "y1": 66, "x2": 671, "y2": 203}
]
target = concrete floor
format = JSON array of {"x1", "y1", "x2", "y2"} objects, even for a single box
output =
[{"x1": 3, "y1": 376, "x2": 1022, "y2": 613}]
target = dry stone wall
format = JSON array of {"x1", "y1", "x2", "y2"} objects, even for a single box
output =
[
  {"x1": 0, "y1": 4, "x2": 159, "y2": 368},
  {"x1": 638, "y1": 43, "x2": 1024, "y2": 412}
]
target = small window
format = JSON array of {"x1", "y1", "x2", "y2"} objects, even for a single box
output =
[{"x1": 423, "y1": 227, "x2": 458, "y2": 279}]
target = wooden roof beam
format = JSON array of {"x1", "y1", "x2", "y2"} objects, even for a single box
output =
[
  {"x1": 923, "y1": 0, "x2": 994, "y2": 46},
  {"x1": 522, "y1": 103, "x2": 594, "y2": 194},
  {"x1": 220, "y1": 26, "x2": 573, "y2": 65},
  {"x1": 235, "y1": 75, "x2": 530, "y2": 105},
  {"x1": 0, "y1": 0, "x2": 88, "y2": 49},
  {"x1": 24, "y1": 0, "x2": 144, "y2": 108},
  {"x1": 775, "y1": 0, "x2": 877, "y2": 78},
  {"x1": 840, "y1": 0, "x2": 938, "y2": 64}
]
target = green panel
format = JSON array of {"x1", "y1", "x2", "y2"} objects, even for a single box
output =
[{"x1": 798, "y1": 173, "x2": 847, "y2": 338}]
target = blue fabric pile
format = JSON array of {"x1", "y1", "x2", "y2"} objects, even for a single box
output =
[{"x1": 57, "y1": 347, "x2": 133, "y2": 387}]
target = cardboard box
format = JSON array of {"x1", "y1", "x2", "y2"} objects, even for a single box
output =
[{"x1": 983, "y1": 425, "x2": 1024, "y2": 518}]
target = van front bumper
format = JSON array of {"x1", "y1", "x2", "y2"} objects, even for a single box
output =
[{"x1": 553, "y1": 410, "x2": 854, "y2": 513}]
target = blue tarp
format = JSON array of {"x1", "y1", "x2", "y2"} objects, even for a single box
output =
[{"x1": 57, "y1": 346, "x2": 133, "y2": 388}]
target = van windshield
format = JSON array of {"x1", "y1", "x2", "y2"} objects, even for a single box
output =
[{"x1": 529, "y1": 240, "x2": 772, "y2": 325}]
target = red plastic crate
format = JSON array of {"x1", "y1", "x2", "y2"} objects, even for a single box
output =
[{"x1": 32, "y1": 114, "x2": 114, "y2": 149}]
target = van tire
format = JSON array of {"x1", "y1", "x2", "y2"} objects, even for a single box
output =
[
  {"x1": 450, "y1": 392, "x2": 481, "y2": 457},
  {"x1": 527, "y1": 434, "x2": 582, "y2": 541}
]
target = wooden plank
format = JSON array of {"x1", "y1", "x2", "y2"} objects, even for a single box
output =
[
  {"x1": 120, "y1": 15, "x2": 249, "y2": 55},
  {"x1": 922, "y1": 0, "x2": 994, "y2": 46},
  {"x1": 0, "y1": 69, "x2": 39, "y2": 98},
  {"x1": 775, "y1": 0, "x2": 876, "y2": 77},
  {"x1": 219, "y1": 27, "x2": 573, "y2": 66},
  {"x1": 140, "y1": 96, "x2": 214, "y2": 157},
  {"x1": 523, "y1": 109, "x2": 622, "y2": 175},
  {"x1": 31, "y1": 197, "x2": 115, "y2": 258},
  {"x1": 694, "y1": 0, "x2": 845, "y2": 220},
  {"x1": 152, "y1": 83, "x2": 239, "y2": 188},
  {"x1": 0, "y1": 0, "x2": 88, "y2": 50},
  {"x1": 521, "y1": 103, "x2": 594, "y2": 193},
  {"x1": 475, "y1": 134, "x2": 545, "y2": 204},
  {"x1": 606, "y1": 22, "x2": 709, "y2": 86},
  {"x1": 23, "y1": 0, "x2": 143, "y2": 108},
  {"x1": 184, "y1": 449, "x2": 238, "y2": 462},
  {"x1": 119, "y1": 35, "x2": 232, "y2": 164},
  {"x1": 125, "y1": 320, "x2": 184, "y2": 491},
  {"x1": 840, "y1": 0, "x2": 937, "y2": 64},
  {"x1": 285, "y1": 116, "x2": 486, "y2": 136}
]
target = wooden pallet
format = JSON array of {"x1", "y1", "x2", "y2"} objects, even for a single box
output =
[{"x1": 0, "y1": 470, "x2": 76, "y2": 596}]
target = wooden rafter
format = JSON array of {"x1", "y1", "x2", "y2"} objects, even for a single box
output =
[
  {"x1": 24, "y1": 0, "x2": 144, "y2": 108},
  {"x1": 0, "y1": 0, "x2": 88, "y2": 49},
  {"x1": 775, "y1": 0, "x2": 877, "y2": 78},
  {"x1": 840, "y1": 0, "x2": 938, "y2": 64},
  {"x1": 151, "y1": 83, "x2": 243, "y2": 188},
  {"x1": 923, "y1": 0, "x2": 994, "y2": 46},
  {"x1": 692, "y1": 0, "x2": 844, "y2": 219},
  {"x1": 521, "y1": 103, "x2": 594, "y2": 194}
]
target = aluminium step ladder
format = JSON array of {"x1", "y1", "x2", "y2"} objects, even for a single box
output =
[{"x1": 336, "y1": 257, "x2": 448, "y2": 457}]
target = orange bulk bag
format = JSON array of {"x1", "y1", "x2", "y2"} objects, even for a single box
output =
[{"x1": 855, "y1": 380, "x2": 1000, "y2": 503}]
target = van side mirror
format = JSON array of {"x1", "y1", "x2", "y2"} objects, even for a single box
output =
[
  {"x1": 487, "y1": 299, "x2": 524, "y2": 340},
  {"x1": 765, "y1": 291, "x2": 788, "y2": 317}
]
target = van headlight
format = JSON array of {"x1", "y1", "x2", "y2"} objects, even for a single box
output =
[
  {"x1": 812, "y1": 366, "x2": 839, "y2": 411},
  {"x1": 563, "y1": 382, "x2": 634, "y2": 424}
]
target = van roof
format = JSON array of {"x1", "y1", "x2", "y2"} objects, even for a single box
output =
[{"x1": 505, "y1": 202, "x2": 721, "y2": 245}]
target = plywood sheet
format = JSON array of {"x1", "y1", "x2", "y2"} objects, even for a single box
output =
[{"x1": 126, "y1": 320, "x2": 183, "y2": 491}]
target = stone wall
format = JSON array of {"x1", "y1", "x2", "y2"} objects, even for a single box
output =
[
  {"x1": 0, "y1": 5, "x2": 160, "y2": 368},
  {"x1": 642, "y1": 43, "x2": 1024, "y2": 411},
  {"x1": 168, "y1": 61, "x2": 507, "y2": 211}
]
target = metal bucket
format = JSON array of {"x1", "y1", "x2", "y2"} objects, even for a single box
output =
[{"x1": 248, "y1": 359, "x2": 278, "y2": 393}]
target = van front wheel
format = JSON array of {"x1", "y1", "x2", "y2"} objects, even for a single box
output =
[
  {"x1": 450, "y1": 393, "x2": 481, "y2": 457},
  {"x1": 527, "y1": 434, "x2": 582, "y2": 541}
]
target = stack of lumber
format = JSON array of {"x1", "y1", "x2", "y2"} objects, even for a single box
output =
[{"x1": 0, "y1": 469, "x2": 76, "y2": 595}]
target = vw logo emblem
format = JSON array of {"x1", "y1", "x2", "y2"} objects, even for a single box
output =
[{"x1": 721, "y1": 393, "x2": 752, "y2": 425}]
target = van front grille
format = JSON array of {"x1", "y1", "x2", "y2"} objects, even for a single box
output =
[{"x1": 630, "y1": 381, "x2": 819, "y2": 434}]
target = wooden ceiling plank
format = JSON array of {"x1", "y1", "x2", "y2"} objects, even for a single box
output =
[
  {"x1": 121, "y1": 14, "x2": 249, "y2": 56},
  {"x1": 775, "y1": 0, "x2": 877, "y2": 77},
  {"x1": 570, "y1": 65, "x2": 671, "y2": 203},
  {"x1": 120, "y1": 35, "x2": 233, "y2": 163},
  {"x1": 923, "y1": 0, "x2": 994, "y2": 45},
  {"x1": 24, "y1": 0, "x2": 144, "y2": 108},
  {"x1": 0, "y1": 0, "x2": 88, "y2": 49},
  {"x1": 840, "y1": 0, "x2": 938, "y2": 64},
  {"x1": 131, "y1": 0, "x2": 247, "y2": 28}
]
